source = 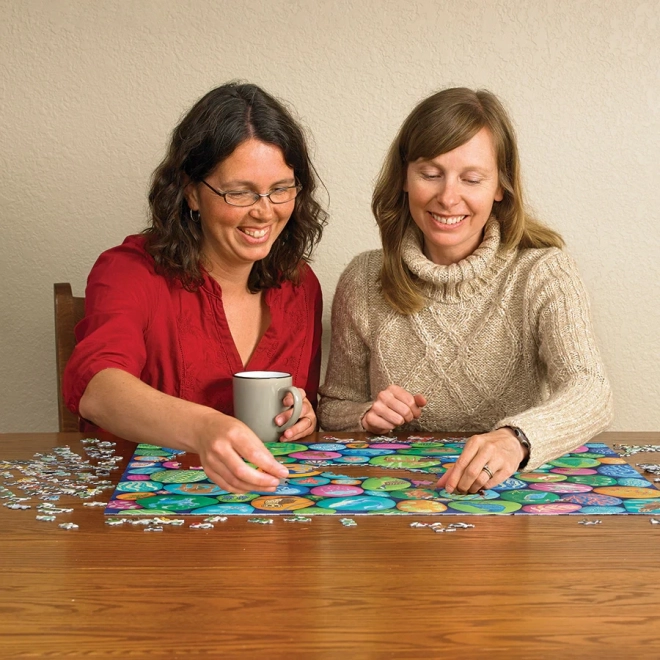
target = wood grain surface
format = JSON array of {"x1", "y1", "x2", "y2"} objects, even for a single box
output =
[{"x1": 1, "y1": 431, "x2": 660, "y2": 659}]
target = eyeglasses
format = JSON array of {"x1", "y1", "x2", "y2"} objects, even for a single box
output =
[{"x1": 200, "y1": 180, "x2": 302, "y2": 207}]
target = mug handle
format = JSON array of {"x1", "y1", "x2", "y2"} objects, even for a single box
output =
[{"x1": 278, "y1": 386, "x2": 304, "y2": 431}]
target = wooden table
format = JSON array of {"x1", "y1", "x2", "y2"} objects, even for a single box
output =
[{"x1": 2, "y1": 431, "x2": 660, "y2": 659}]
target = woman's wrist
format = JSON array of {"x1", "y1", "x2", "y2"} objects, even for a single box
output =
[{"x1": 504, "y1": 426, "x2": 530, "y2": 468}]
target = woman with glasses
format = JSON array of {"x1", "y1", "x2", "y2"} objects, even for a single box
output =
[
  {"x1": 64, "y1": 82, "x2": 327, "y2": 494},
  {"x1": 318, "y1": 87, "x2": 612, "y2": 494}
]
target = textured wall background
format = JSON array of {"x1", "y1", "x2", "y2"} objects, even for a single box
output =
[{"x1": 1, "y1": 0, "x2": 658, "y2": 432}]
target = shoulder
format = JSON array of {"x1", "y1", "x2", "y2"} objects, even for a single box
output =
[
  {"x1": 514, "y1": 246, "x2": 581, "y2": 284},
  {"x1": 337, "y1": 249, "x2": 383, "y2": 290},
  {"x1": 330, "y1": 250, "x2": 383, "y2": 319},
  {"x1": 296, "y1": 261, "x2": 321, "y2": 292},
  {"x1": 271, "y1": 263, "x2": 321, "y2": 313},
  {"x1": 87, "y1": 235, "x2": 166, "y2": 302},
  {"x1": 92, "y1": 235, "x2": 155, "y2": 275},
  {"x1": 513, "y1": 247, "x2": 591, "y2": 311},
  {"x1": 292, "y1": 262, "x2": 322, "y2": 309}
]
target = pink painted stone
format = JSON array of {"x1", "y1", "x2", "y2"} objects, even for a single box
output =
[
  {"x1": 521, "y1": 502, "x2": 582, "y2": 514},
  {"x1": 310, "y1": 484, "x2": 364, "y2": 497},
  {"x1": 550, "y1": 468, "x2": 598, "y2": 475},
  {"x1": 571, "y1": 445, "x2": 590, "y2": 453},
  {"x1": 107, "y1": 500, "x2": 140, "y2": 510}
]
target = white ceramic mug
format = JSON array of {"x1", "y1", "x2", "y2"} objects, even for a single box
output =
[{"x1": 233, "y1": 371, "x2": 303, "y2": 442}]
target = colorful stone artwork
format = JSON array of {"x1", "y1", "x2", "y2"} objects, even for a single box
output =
[{"x1": 104, "y1": 437, "x2": 660, "y2": 516}]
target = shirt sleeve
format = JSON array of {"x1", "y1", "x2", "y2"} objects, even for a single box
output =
[
  {"x1": 63, "y1": 239, "x2": 159, "y2": 415},
  {"x1": 494, "y1": 250, "x2": 614, "y2": 470},
  {"x1": 318, "y1": 254, "x2": 375, "y2": 431},
  {"x1": 301, "y1": 264, "x2": 323, "y2": 411}
]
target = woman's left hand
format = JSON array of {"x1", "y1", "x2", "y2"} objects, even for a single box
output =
[
  {"x1": 436, "y1": 428, "x2": 527, "y2": 494},
  {"x1": 276, "y1": 389, "x2": 317, "y2": 441}
]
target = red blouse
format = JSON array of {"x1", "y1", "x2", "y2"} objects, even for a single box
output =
[{"x1": 64, "y1": 235, "x2": 323, "y2": 421}]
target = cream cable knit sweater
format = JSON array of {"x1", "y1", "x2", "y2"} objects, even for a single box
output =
[{"x1": 318, "y1": 219, "x2": 613, "y2": 471}]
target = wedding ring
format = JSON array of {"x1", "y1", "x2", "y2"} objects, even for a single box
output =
[{"x1": 482, "y1": 464, "x2": 493, "y2": 479}]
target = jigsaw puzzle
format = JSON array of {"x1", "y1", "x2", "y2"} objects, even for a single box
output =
[{"x1": 105, "y1": 437, "x2": 660, "y2": 516}]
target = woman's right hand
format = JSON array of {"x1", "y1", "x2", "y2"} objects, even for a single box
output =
[
  {"x1": 193, "y1": 411, "x2": 289, "y2": 493},
  {"x1": 361, "y1": 385, "x2": 427, "y2": 434}
]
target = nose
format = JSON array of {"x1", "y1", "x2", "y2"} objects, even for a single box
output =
[
  {"x1": 436, "y1": 178, "x2": 460, "y2": 208},
  {"x1": 249, "y1": 195, "x2": 276, "y2": 221}
]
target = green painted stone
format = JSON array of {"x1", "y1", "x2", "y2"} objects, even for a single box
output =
[
  {"x1": 549, "y1": 457, "x2": 601, "y2": 469},
  {"x1": 361, "y1": 477, "x2": 411, "y2": 491},
  {"x1": 499, "y1": 489, "x2": 561, "y2": 504},
  {"x1": 398, "y1": 447, "x2": 461, "y2": 456},
  {"x1": 517, "y1": 473, "x2": 567, "y2": 483},
  {"x1": 264, "y1": 442, "x2": 308, "y2": 456},
  {"x1": 369, "y1": 455, "x2": 442, "y2": 469},
  {"x1": 138, "y1": 495, "x2": 218, "y2": 511},
  {"x1": 447, "y1": 500, "x2": 522, "y2": 514},
  {"x1": 133, "y1": 448, "x2": 174, "y2": 456},
  {"x1": 216, "y1": 493, "x2": 259, "y2": 503},
  {"x1": 566, "y1": 475, "x2": 618, "y2": 487},
  {"x1": 150, "y1": 469, "x2": 208, "y2": 484}
]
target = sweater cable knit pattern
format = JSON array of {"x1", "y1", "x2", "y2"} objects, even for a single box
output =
[{"x1": 318, "y1": 219, "x2": 613, "y2": 470}]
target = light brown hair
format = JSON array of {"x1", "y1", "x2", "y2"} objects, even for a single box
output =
[{"x1": 372, "y1": 87, "x2": 564, "y2": 314}]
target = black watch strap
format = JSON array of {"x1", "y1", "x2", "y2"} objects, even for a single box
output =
[{"x1": 509, "y1": 426, "x2": 530, "y2": 469}]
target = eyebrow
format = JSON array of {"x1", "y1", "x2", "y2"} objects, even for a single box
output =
[
  {"x1": 416, "y1": 161, "x2": 494, "y2": 175},
  {"x1": 219, "y1": 177, "x2": 296, "y2": 188}
]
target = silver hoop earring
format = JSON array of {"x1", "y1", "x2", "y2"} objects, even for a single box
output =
[{"x1": 189, "y1": 208, "x2": 200, "y2": 224}]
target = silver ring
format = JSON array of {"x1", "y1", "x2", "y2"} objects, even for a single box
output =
[{"x1": 482, "y1": 464, "x2": 493, "y2": 479}]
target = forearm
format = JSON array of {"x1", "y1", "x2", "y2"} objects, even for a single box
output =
[
  {"x1": 318, "y1": 396, "x2": 373, "y2": 432},
  {"x1": 78, "y1": 368, "x2": 217, "y2": 453},
  {"x1": 317, "y1": 336, "x2": 373, "y2": 431},
  {"x1": 510, "y1": 252, "x2": 615, "y2": 469},
  {"x1": 496, "y1": 373, "x2": 613, "y2": 470}
]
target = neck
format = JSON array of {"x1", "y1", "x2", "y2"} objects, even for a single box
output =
[
  {"x1": 423, "y1": 231, "x2": 484, "y2": 266},
  {"x1": 203, "y1": 252, "x2": 254, "y2": 297}
]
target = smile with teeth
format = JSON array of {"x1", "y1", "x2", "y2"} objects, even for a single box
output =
[
  {"x1": 430, "y1": 213, "x2": 466, "y2": 226},
  {"x1": 239, "y1": 227, "x2": 269, "y2": 238}
]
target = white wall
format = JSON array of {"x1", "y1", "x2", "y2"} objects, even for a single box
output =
[{"x1": 1, "y1": 0, "x2": 658, "y2": 432}]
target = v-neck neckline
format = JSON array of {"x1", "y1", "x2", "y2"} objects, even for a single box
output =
[{"x1": 203, "y1": 274, "x2": 277, "y2": 372}]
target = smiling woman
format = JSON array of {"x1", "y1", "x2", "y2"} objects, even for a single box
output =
[
  {"x1": 404, "y1": 127, "x2": 503, "y2": 265},
  {"x1": 63, "y1": 82, "x2": 327, "y2": 494},
  {"x1": 319, "y1": 87, "x2": 613, "y2": 496},
  {"x1": 185, "y1": 139, "x2": 298, "y2": 274}
]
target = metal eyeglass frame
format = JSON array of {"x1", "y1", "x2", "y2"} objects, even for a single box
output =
[{"x1": 200, "y1": 180, "x2": 302, "y2": 207}]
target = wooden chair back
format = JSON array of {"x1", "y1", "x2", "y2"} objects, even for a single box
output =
[{"x1": 54, "y1": 283, "x2": 86, "y2": 432}]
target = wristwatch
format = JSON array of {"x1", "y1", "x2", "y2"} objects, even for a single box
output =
[{"x1": 508, "y1": 426, "x2": 530, "y2": 469}]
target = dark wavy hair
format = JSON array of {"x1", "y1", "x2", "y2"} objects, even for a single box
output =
[{"x1": 144, "y1": 82, "x2": 327, "y2": 291}]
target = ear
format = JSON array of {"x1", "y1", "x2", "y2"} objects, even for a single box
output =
[
  {"x1": 183, "y1": 178, "x2": 200, "y2": 211},
  {"x1": 494, "y1": 183, "x2": 504, "y2": 202}
]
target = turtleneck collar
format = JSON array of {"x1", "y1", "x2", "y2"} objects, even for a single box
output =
[{"x1": 401, "y1": 217, "x2": 514, "y2": 303}]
